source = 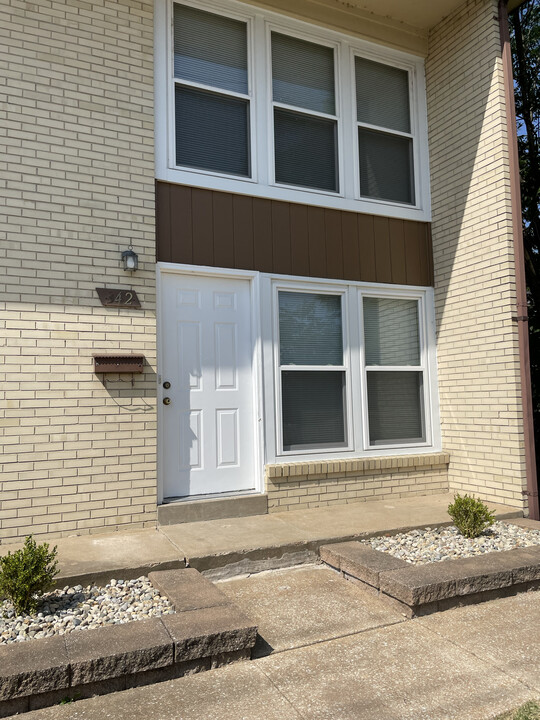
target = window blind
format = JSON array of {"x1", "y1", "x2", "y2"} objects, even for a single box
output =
[
  {"x1": 282, "y1": 371, "x2": 346, "y2": 450},
  {"x1": 279, "y1": 292, "x2": 343, "y2": 366},
  {"x1": 358, "y1": 128, "x2": 414, "y2": 204},
  {"x1": 367, "y1": 371, "x2": 424, "y2": 444},
  {"x1": 272, "y1": 32, "x2": 335, "y2": 115},
  {"x1": 175, "y1": 87, "x2": 249, "y2": 176},
  {"x1": 363, "y1": 297, "x2": 420, "y2": 366},
  {"x1": 174, "y1": 4, "x2": 248, "y2": 95},
  {"x1": 274, "y1": 109, "x2": 338, "y2": 192},
  {"x1": 355, "y1": 57, "x2": 410, "y2": 133}
]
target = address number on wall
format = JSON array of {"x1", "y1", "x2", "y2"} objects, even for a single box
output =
[{"x1": 96, "y1": 288, "x2": 141, "y2": 309}]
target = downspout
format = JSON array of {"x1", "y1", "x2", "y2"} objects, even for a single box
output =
[{"x1": 498, "y1": 0, "x2": 540, "y2": 520}]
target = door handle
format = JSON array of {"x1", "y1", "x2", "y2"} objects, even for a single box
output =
[{"x1": 163, "y1": 397, "x2": 171, "y2": 405}]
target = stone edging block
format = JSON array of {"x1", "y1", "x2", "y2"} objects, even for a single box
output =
[
  {"x1": 0, "y1": 568, "x2": 257, "y2": 718},
  {"x1": 320, "y1": 540, "x2": 540, "y2": 616}
]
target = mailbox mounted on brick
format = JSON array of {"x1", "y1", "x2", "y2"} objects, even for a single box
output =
[{"x1": 93, "y1": 355, "x2": 144, "y2": 374}]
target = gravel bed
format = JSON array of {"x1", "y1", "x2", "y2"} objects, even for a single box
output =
[
  {"x1": 0, "y1": 577, "x2": 174, "y2": 645},
  {"x1": 363, "y1": 521, "x2": 540, "y2": 565}
]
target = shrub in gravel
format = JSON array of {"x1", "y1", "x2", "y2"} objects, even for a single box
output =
[
  {"x1": 0, "y1": 535, "x2": 59, "y2": 616},
  {"x1": 448, "y1": 494, "x2": 495, "y2": 539}
]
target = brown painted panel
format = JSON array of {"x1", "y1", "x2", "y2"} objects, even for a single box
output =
[
  {"x1": 156, "y1": 182, "x2": 433, "y2": 286},
  {"x1": 271, "y1": 202, "x2": 291, "y2": 275},
  {"x1": 191, "y1": 189, "x2": 214, "y2": 267},
  {"x1": 290, "y1": 203, "x2": 310, "y2": 277},
  {"x1": 307, "y1": 207, "x2": 326, "y2": 278},
  {"x1": 388, "y1": 219, "x2": 407, "y2": 285},
  {"x1": 341, "y1": 211, "x2": 360, "y2": 281},
  {"x1": 252, "y1": 198, "x2": 273, "y2": 272},
  {"x1": 213, "y1": 191, "x2": 234, "y2": 269},
  {"x1": 324, "y1": 209, "x2": 343, "y2": 280},
  {"x1": 171, "y1": 184, "x2": 193, "y2": 265},
  {"x1": 232, "y1": 194, "x2": 254, "y2": 270}
]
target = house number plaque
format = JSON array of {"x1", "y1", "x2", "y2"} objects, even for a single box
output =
[{"x1": 96, "y1": 288, "x2": 141, "y2": 309}]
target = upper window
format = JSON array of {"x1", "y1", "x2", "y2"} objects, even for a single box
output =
[{"x1": 156, "y1": 0, "x2": 430, "y2": 220}]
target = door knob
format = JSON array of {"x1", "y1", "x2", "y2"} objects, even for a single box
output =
[{"x1": 163, "y1": 397, "x2": 171, "y2": 405}]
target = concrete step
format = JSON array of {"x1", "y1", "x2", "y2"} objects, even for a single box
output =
[{"x1": 158, "y1": 494, "x2": 268, "y2": 526}]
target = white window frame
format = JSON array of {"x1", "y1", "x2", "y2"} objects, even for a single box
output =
[
  {"x1": 358, "y1": 288, "x2": 432, "y2": 451},
  {"x1": 154, "y1": 0, "x2": 431, "y2": 222},
  {"x1": 261, "y1": 274, "x2": 440, "y2": 464},
  {"x1": 273, "y1": 282, "x2": 353, "y2": 456}
]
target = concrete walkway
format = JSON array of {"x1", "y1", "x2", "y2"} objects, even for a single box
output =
[
  {"x1": 22, "y1": 565, "x2": 540, "y2": 720},
  {"x1": 0, "y1": 493, "x2": 522, "y2": 585}
]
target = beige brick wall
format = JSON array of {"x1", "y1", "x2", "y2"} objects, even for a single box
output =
[
  {"x1": 426, "y1": 0, "x2": 528, "y2": 511},
  {"x1": 0, "y1": 0, "x2": 157, "y2": 543},
  {"x1": 266, "y1": 454, "x2": 450, "y2": 512}
]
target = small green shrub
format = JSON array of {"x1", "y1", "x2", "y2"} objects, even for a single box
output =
[
  {"x1": 0, "y1": 535, "x2": 59, "y2": 616},
  {"x1": 448, "y1": 493, "x2": 496, "y2": 538}
]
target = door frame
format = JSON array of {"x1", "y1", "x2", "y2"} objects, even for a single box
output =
[{"x1": 156, "y1": 262, "x2": 264, "y2": 504}]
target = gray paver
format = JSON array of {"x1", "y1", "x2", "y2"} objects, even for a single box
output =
[
  {"x1": 0, "y1": 635, "x2": 68, "y2": 701},
  {"x1": 65, "y1": 617, "x2": 173, "y2": 685},
  {"x1": 148, "y1": 568, "x2": 231, "y2": 612}
]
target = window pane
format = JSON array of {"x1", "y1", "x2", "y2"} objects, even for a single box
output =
[
  {"x1": 359, "y1": 128, "x2": 414, "y2": 204},
  {"x1": 282, "y1": 371, "x2": 346, "y2": 450},
  {"x1": 363, "y1": 297, "x2": 420, "y2": 366},
  {"x1": 355, "y1": 57, "x2": 410, "y2": 133},
  {"x1": 367, "y1": 371, "x2": 424, "y2": 445},
  {"x1": 174, "y1": 4, "x2": 248, "y2": 95},
  {"x1": 279, "y1": 292, "x2": 343, "y2": 366},
  {"x1": 275, "y1": 109, "x2": 338, "y2": 192},
  {"x1": 175, "y1": 86, "x2": 249, "y2": 176},
  {"x1": 272, "y1": 33, "x2": 335, "y2": 115}
]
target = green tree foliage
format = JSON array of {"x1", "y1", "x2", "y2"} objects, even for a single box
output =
[
  {"x1": 0, "y1": 536, "x2": 59, "y2": 616},
  {"x1": 510, "y1": 1, "x2": 540, "y2": 458}
]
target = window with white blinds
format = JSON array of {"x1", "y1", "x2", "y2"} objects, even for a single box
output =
[
  {"x1": 273, "y1": 283, "x2": 435, "y2": 457},
  {"x1": 161, "y1": 0, "x2": 429, "y2": 219}
]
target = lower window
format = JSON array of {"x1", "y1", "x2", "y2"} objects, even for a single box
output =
[{"x1": 273, "y1": 283, "x2": 434, "y2": 458}]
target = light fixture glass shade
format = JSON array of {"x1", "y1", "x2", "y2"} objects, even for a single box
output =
[{"x1": 122, "y1": 249, "x2": 138, "y2": 271}]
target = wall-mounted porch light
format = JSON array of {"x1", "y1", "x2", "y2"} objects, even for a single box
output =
[{"x1": 121, "y1": 245, "x2": 138, "y2": 272}]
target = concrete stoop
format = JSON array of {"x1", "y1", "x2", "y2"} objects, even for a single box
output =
[
  {"x1": 320, "y1": 540, "x2": 540, "y2": 617},
  {"x1": 0, "y1": 570, "x2": 257, "y2": 718}
]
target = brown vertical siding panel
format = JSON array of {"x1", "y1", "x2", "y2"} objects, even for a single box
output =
[
  {"x1": 425, "y1": 225, "x2": 434, "y2": 286},
  {"x1": 155, "y1": 181, "x2": 171, "y2": 263},
  {"x1": 373, "y1": 217, "x2": 392, "y2": 283},
  {"x1": 388, "y1": 218, "x2": 407, "y2": 284},
  {"x1": 212, "y1": 191, "x2": 234, "y2": 268},
  {"x1": 289, "y1": 203, "x2": 310, "y2": 276},
  {"x1": 341, "y1": 211, "x2": 361, "y2": 281},
  {"x1": 357, "y1": 214, "x2": 376, "y2": 282},
  {"x1": 271, "y1": 201, "x2": 291, "y2": 275},
  {"x1": 403, "y1": 220, "x2": 423, "y2": 285},
  {"x1": 324, "y1": 209, "x2": 343, "y2": 279},
  {"x1": 170, "y1": 185, "x2": 193, "y2": 265},
  {"x1": 252, "y1": 198, "x2": 273, "y2": 272},
  {"x1": 156, "y1": 182, "x2": 434, "y2": 286},
  {"x1": 307, "y1": 206, "x2": 326, "y2": 278},
  {"x1": 232, "y1": 194, "x2": 254, "y2": 270},
  {"x1": 191, "y1": 188, "x2": 214, "y2": 266}
]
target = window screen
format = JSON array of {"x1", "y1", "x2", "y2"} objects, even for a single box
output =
[
  {"x1": 367, "y1": 371, "x2": 424, "y2": 445},
  {"x1": 363, "y1": 297, "x2": 420, "y2": 366},
  {"x1": 358, "y1": 129, "x2": 414, "y2": 205}
]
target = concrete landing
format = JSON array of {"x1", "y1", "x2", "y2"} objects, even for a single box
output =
[{"x1": 0, "y1": 493, "x2": 522, "y2": 586}]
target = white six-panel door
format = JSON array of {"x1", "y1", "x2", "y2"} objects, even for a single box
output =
[{"x1": 160, "y1": 273, "x2": 256, "y2": 498}]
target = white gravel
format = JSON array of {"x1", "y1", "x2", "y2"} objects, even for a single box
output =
[
  {"x1": 0, "y1": 577, "x2": 174, "y2": 645},
  {"x1": 363, "y1": 521, "x2": 540, "y2": 565}
]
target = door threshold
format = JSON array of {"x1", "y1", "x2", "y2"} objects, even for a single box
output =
[{"x1": 158, "y1": 492, "x2": 268, "y2": 525}]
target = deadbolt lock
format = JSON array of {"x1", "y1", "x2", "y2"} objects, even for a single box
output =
[
  {"x1": 163, "y1": 381, "x2": 171, "y2": 389},
  {"x1": 163, "y1": 397, "x2": 171, "y2": 405}
]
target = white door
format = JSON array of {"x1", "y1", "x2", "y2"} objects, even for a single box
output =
[{"x1": 160, "y1": 273, "x2": 257, "y2": 498}]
